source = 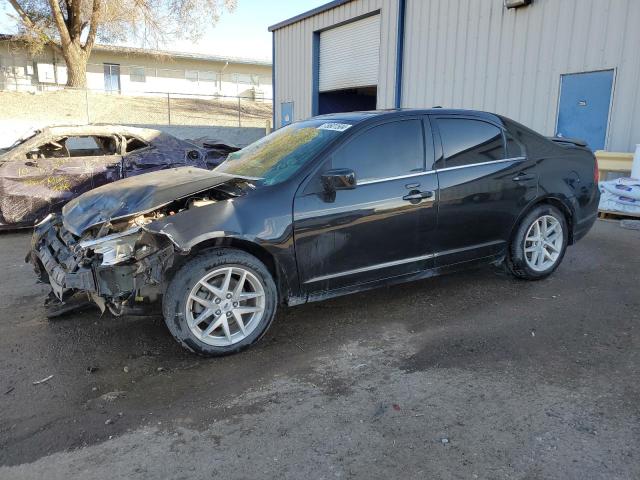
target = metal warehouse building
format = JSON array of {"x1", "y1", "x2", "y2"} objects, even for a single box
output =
[{"x1": 269, "y1": 0, "x2": 640, "y2": 153}]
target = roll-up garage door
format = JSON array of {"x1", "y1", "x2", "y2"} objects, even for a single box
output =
[{"x1": 319, "y1": 14, "x2": 380, "y2": 92}]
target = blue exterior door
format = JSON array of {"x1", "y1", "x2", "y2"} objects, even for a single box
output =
[
  {"x1": 556, "y1": 70, "x2": 614, "y2": 151},
  {"x1": 281, "y1": 102, "x2": 294, "y2": 127}
]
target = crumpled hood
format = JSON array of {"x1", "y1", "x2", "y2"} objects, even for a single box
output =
[{"x1": 62, "y1": 167, "x2": 232, "y2": 235}]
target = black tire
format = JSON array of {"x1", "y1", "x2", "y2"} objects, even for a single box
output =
[
  {"x1": 506, "y1": 204, "x2": 569, "y2": 280},
  {"x1": 163, "y1": 248, "x2": 277, "y2": 356}
]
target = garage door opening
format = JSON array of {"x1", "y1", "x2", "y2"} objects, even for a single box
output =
[
  {"x1": 318, "y1": 86, "x2": 377, "y2": 115},
  {"x1": 315, "y1": 14, "x2": 380, "y2": 116}
]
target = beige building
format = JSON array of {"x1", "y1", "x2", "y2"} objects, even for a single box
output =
[{"x1": 0, "y1": 35, "x2": 272, "y2": 100}]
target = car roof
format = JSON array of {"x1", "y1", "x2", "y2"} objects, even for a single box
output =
[
  {"x1": 311, "y1": 108, "x2": 502, "y2": 124},
  {"x1": 41, "y1": 124, "x2": 167, "y2": 142},
  {"x1": 34, "y1": 125, "x2": 198, "y2": 148}
]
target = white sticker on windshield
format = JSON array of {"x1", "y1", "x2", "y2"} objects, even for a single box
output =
[{"x1": 317, "y1": 123, "x2": 352, "y2": 132}]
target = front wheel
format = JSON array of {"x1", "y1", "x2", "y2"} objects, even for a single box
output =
[
  {"x1": 507, "y1": 205, "x2": 568, "y2": 280},
  {"x1": 163, "y1": 248, "x2": 277, "y2": 356}
]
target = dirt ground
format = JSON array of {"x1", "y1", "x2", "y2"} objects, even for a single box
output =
[
  {"x1": 0, "y1": 220, "x2": 638, "y2": 479},
  {"x1": 0, "y1": 90, "x2": 273, "y2": 128}
]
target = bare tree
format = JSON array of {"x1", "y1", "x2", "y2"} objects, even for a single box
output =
[{"x1": 6, "y1": 0, "x2": 237, "y2": 88}]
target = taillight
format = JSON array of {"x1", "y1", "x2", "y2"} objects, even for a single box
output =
[{"x1": 594, "y1": 156, "x2": 600, "y2": 183}]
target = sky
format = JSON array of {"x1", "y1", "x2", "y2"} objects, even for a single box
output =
[{"x1": 0, "y1": 0, "x2": 329, "y2": 62}]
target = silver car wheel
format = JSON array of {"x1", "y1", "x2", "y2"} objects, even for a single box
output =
[
  {"x1": 186, "y1": 266, "x2": 265, "y2": 347},
  {"x1": 524, "y1": 215, "x2": 564, "y2": 272}
]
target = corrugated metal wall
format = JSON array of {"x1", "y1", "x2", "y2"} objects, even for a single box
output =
[
  {"x1": 273, "y1": 0, "x2": 400, "y2": 126},
  {"x1": 401, "y1": 0, "x2": 640, "y2": 152}
]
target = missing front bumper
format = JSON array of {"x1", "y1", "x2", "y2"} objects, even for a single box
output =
[{"x1": 29, "y1": 215, "x2": 175, "y2": 311}]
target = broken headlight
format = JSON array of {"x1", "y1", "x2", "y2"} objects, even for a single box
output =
[{"x1": 79, "y1": 227, "x2": 147, "y2": 266}]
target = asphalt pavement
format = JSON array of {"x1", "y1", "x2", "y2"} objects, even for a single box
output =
[{"x1": 0, "y1": 220, "x2": 638, "y2": 479}]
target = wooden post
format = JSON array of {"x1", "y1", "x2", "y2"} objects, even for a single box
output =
[
  {"x1": 167, "y1": 93, "x2": 171, "y2": 125},
  {"x1": 85, "y1": 88, "x2": 90, "y2": 124}
]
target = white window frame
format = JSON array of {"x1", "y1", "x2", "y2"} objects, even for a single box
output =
[
  {"x1": 130, "y1": 66, "x2": 146, "y2": 83},
  {"x1": 185, "y1": 70, "x2": 199, "y2": 82}
]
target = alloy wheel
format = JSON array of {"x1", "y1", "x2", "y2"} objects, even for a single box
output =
[
  {"x1": 186, "y1": 267, "x2": 265, "y2": 346},
  {"x1": 524, "y1": 215, "x2": 564, "y2": 272}
]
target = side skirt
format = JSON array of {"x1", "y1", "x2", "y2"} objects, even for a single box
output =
[{"x1": 303, "y1": 254, "x2": 505, "y2": 305}]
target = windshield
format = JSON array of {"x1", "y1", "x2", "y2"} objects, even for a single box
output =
[
  {"x1": 7, "y1": 129, "x2": 40, "y2": 150},
  {"x1": 215, "y1": 119, "x2": 353, "y2": 185}
]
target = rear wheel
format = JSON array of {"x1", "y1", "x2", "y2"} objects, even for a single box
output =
[
  {"x1": 163, "y1": 248, "x2": 277, "y2": 356},
  {"x1": 507, "y1": 204, "x2": 568, "y2": 280}
]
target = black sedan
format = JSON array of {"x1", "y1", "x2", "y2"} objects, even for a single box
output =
[{"x1": 29, "y1": 109, "x2": 600, "y2": 356}]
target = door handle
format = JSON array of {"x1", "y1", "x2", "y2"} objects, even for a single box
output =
[
  {"x1": 513, "y1": 172, "x2": 535, "y2": 182},
  {"x1": 403, "y1": 190, "x2": 434, "y2": 202}
]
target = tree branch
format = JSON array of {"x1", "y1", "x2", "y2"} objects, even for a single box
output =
[
  {"x1": 47, "y1": 0, "x2": 72, "y2": 46},
  {"x1": 83, "y1": 0, "x2": 102, "y2": 52},
  {"x1": 7, "y1": 0, "x2": 59, "y2": 51},
  {"x1": 7, "y1": 0, "x2": 37, "y2": 30}
]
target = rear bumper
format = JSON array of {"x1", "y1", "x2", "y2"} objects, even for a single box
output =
[
  {"x1": 573, "y1": 210, "x2": 598, "y2": 243},
  {"x1": 572, "y1": 186, "x2": 600, "y2": 244}
]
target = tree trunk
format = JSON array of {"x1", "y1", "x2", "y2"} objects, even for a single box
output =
[{"x1": 62, "y1": 46, "x2": 89, "y2": 88}]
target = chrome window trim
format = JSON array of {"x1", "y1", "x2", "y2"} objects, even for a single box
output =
[
  {"x1": 354, "y1": 157, "x2": 525, "y2": 185},
  {"x1": 436, "y1": 157, "x2": 526, "y2": 173},
  {"x1": 357, "y1": 169, "x2": 436, "y2": 186}
]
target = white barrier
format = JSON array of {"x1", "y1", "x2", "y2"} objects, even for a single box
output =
[
  {"x1": 599, "y1": 177, "x2": 640, "y2": 214},
  {"x1": 632, "y1": 144, "x2": 640, "y2": 180}
]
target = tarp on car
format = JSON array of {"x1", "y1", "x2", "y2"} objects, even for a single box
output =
[{"x1": 0, "y1": 125, "x2": 239, "y2": 228}]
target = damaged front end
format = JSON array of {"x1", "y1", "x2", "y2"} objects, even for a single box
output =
[
  {"x1": 27, "y1": 167, "x2": 250, "y2": 317},
  {"x1": 27, "y1": 166, "x2": 252, "y2": 317},
  {"x1": 29, "y1": 213, "x2": 176, "y2": 316}
]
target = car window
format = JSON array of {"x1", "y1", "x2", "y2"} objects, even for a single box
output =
[
  {"x1": 28, "y1": 135, "x2": 119, "y2": 160},
  {"x1": 217, "y1": 119, "x2": 351, "y2": 186},
  {"x1": 8, "y1": 129, "x2": 40, "y2": 149},
  {"x1": 437, "y1": 118, "x2": 505, "y2": 168},
  {"x1": 502, "y1": 117, "x2": 558, "y2": 159},
  {"x1": 65, "y1": 136, "x2": 118, "y2": 157},
  {"x1": 506, "y1": 132, "x2": 525, "y2": 158},
  {"x1": 28, "y1": 141, "x2": 69, "y2": 159},
  {"x1": 331, "y1": 119, "x2": 425, "y2": 182},
  {"x1": 124, "y1": 136, "x2": 149, "y2": 153}
]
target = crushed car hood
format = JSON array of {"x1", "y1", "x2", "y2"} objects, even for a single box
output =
[{"x1": 62, "y1": 167, "x2": 233, "y2": 235}]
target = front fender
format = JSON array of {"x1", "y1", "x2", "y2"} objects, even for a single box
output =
[{"x1": 143, "y1": 194, "x2": 302, "y2": 305}]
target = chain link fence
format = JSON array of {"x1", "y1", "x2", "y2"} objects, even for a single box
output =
[{"x1": 0, "y1": 87, "x2": 273, "y2": 130}]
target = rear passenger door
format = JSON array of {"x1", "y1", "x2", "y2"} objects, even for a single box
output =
[
  {"x1": 432, "y1": 115, "x2": 537, "y2": 266},
  {"x1": 293, "y1": 117, "x2": 438, "y2": 295}
]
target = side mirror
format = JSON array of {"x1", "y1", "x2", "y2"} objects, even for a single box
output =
[{"x1": 321, "y1": 168, "x2": 356, "y2": 192}]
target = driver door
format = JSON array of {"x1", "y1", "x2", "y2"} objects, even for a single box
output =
[{"x1": 293, "y1": 117, "x2": 439, "y2": 296}]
